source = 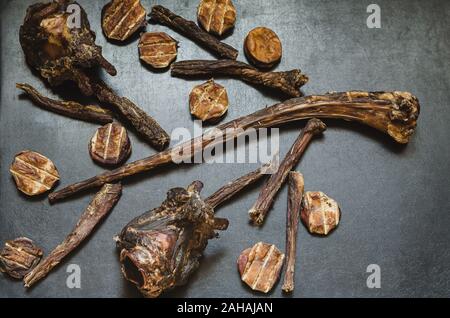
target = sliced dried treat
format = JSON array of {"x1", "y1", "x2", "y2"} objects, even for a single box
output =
[
  {"x1": 89, "y1": 122, "x2": 131, "y2": 166},
  {"x1": 197, "y1": 0, "x2": 236, "y2": 36},
  {"x1": 0, "y1": 237, "x2": 43, "y2": 279},
  {"x1": 10, "y1": 150, "x2": 60, "y2": 196},
  {"x1": 237, "y1": 242, "x2": 285, "y2": 293},
  {"x1": 189, "y1": 79, "x2": 229, "y2": 122},
  {"x1": 139, "y1": 32, "x2": 178, "y2": 68},
  {"x1": 301, "y1": 191, "x2": 340, "y2": 235},
  {"x1": 244, "y1": 27, "x2": 282, "y2": 69},
  {"x1": 102, "y1": 0, "x2": 147, "y2": 41}
]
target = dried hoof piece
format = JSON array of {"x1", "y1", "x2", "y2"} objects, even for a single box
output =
[
  {"x1": 102, "y1": 0, "x2": 147, "y2": 41},
  {"x1": 89, "y1": 122, "x2": 131, "y2": 166},
  {"x1": 197, "y1": 0, "x2": 237, "y2": 36},
  {"x1": 0, "y1": 237, "x2": 43, "y2": 279},
  {"x1": 10, "y1": 150, "x2": 60, "y2": 196},
  {"x1": 301, "y1": 191, "x2": 340, "y2": 235},
  {"x1": 189, "y1": 79, "x2": 229, "y2": 122},
  {"x1": 244, "y1": 27, "x2": 282, "y2": 69},
  {"x1": 237, "y1": 242, "x2": 285, "y2": 293},
  {"x1": 139, "y1": 32, "x2": 178, "y2": 69}
]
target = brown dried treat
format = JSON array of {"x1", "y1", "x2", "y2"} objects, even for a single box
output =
[
  {"x1": 244, "y1": 27, "x2": 282, "y2": 69},
  {"x1": 237, "y1": 242, "x2": 285, "y2": 293},
  {"x1": 301, "y1": 191, "x2": 340, "y2": 235},
  {"x1": 102, "y1": 0, "x2": 147, "y2": 41},
  {"x1": 139, "y1": 32, "x2": 178, "y2": 69},
  {"x1": 89, "y1": 122, "x2": 131, "y2": 166},
  {"x1": 49, "y1": 91, "x2": 420, "y2": 203},
  {"x1": 24, "y1": 183, "x2": 122, "y2": 288},
  {"x1": 16, "y1": 83, "x2": 114, "y2": 124},
  {"x1": 10, "y1": 150, "x2": 60, "y2": 196},
  {"x1": 189, "y1": 79, "x2": 229, "y2": 122},
  {"x1": 0, "y1": 238, "x2": 43, "y2": 279},
  {"x1": 197, "y1": 0, "x2": 236, "y2": 36}
]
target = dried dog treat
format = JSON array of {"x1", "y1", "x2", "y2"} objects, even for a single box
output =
[
  {"x1": 197, "y1": 0, "x2": 236, "y2": 36},
  {"x1": 89, "y1": 122, "x2": 131, "y2": 166},
  {"x1": 301, "y1": 191, "x2": 340, "y2": 235},
  {"x1": 244, "y1": 27, "x2": 282, "y2": 69},
  {"x1": 102, "y1": 0, "x2": 147, "y2": 41},
  {"x1": 10, "y1": 150, "x2": 60, "y2": 196},
  {"x1": 189, "y1": 79, "x2": 229, "y2": 122},
  {"x1": 237, "y1": 242, "x2": 285, "y2": 293},
  {"x1": 139, "y1": 32, "x2": 178, "y2": 68},
  {"x1": 0, "y1": 237, "x2": 43, "y2": 279}
]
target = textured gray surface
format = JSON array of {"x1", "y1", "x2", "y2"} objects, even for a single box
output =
[{"x1": 0, "y1": 0, "x2": 449, "y2": 298}]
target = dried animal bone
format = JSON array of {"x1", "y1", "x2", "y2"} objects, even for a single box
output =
[
  {"x1": 244, "y1": 27, "x2": 282, "y2": 69},
  {"x1": 301, "y1": 191, "x2": 340, "y2": 235},
  {"x1": 116, "y1": 166, "x2": 267, "y2": 297},
  {"x1": 282, "y1": 172, "x2": 304, "y2": 293},
  {"x1": 102, "y1": 0, "x2": 147, "y2": 41},
  {"x1": 139, "y1": 32, "x2": 178, "y2": 68},
  {"x1": 19, "y1": 0, "x2": 169, "y2": 150},
  {"x1": 197, "y1": 0, "x2": 237, "y2": 36},
  {"x1": 49, "y1": 91, "x2": 420, "y2": 203},
  {"x1": 249, "y1": 119, "x2": 326, "y2": 225},
  {"x1": 189, "y1": 79, "x2": 229, "y2": 122},
  {"x1": 150, "y1": 5, "x2": 238, "y2": 60},
  {"x1": 24, "y1": 183, "x2": 122, "y2": 287},
  {"x1": 237, "y1": 242, "x2": 285, "y2": 293},
  {"x1": 89, "y1": 122, "x2": 131, "y2": 166},
  {"x1": 10, "y1": 150, "x2": 60, "y2": 196},
  {"x1": 171, "y1": 59, "x2": 308, "y2": 97},
  {"x1": 0, "y1": 238, "x2": 43, "y2": 279},
  {"x1": 16, "y1": 83, "x2": 114, "y2": 124}
]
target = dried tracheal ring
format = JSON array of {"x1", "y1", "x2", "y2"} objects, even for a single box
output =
[
  {"x1": 189, "y1": 79, "x2": 229, "y2": 122},
  {"x1": 102, "y1": 0, "x2": 147, "y2": 41},
  {"x1": 237, "y1": 242, "x2": 285, "y2": 293},
  {"x1": 139, "y1": 32, "x2": 178, "y2": 69},
  {"x1": 301, "y1": 191, "x2": 341, "y2": 235},
  {"x1": 89, "y1": 122, "x2": 131, "y2": 166},
  {"x1": 10, "y1": 150, "x2": 60, "y2": 196},
  {"x1": 0, "y1": 237, "x2": 43, "y2": 279},
  {"x1": 244, "y1": 27, "x2": 282, "y2": 69},
  {"x1": 197, "y1": 0, "x2": 237, "y2": 36}
]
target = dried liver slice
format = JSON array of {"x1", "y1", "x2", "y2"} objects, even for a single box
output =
[
  {"x1": 301, "y1": 191, "x2": 340, "y2": 235},
  {"x1": 189, "y1": 79, "x2": 229, "y2": 122},
  {"x1": 9, "y1": 150, "x2": 60, "y2": 196},
  {"x1": 102, "y1": 0, "x2": 147, "y2": 41},
  {"x1": 0, "y1": 237, "x2": 43, "y2": 279},
  {"x1": 139, "y1": 32, "x2": 178, "y2": 68},
  {"x1": 89, "y1": 122, "x2": 131, "y2": 166},
  {"x1": 197, "y1": 0, "x2": 237, "y2": 36}
]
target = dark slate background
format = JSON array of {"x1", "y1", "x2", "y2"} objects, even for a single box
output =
[{"x1": 1, "y1": 0, "x2": 449, "y2": 298}]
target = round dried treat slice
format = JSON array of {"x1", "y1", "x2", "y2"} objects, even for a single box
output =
[
  {"x1": 244, "y1": 27, "x2": 282, "y2": 69},
  {"x1": 139, "y1": 32, "x2": 178, "y2": 69},
  {"x1": 89, "y1": 122, "x2": 132, "y2": 166},
  {"x1": 197, "y1": 0, "x2": 237, "y2": 36},
  {"x1": 301, "y1": 191, "x2": 340, "y2": 235},
  {"x1": 189, "y1": 79, "x2": 229, "y2": 122},
  {"x1": 0, "y1": 237, "x2": 43, "y2": 279},
  {"x1": 9, "y1": 150, "x2": 60, "y2": 196},
  {"x1": 102, "y1": 0, "x2": 147, "y2": 41}
]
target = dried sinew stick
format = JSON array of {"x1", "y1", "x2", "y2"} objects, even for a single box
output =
[
  {"x1": 24, "y1": 183, "x2": 122, "y2": 288},
  {"x1": 48, "y1": 91, "x2": 420, "y2": 203}
]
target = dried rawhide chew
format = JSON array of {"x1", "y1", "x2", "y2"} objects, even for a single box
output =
[
  {"x1": 89, "y1": 122, "x2": 131, "y2": 166},
  {"x1": 49, "y1": 91, "x2": 420, "y2": 203},
  {"x1": 301, "y1": 191, "x2": 340, "y2": 235},
  {"x1": 24, "y1": 183, "x2": 122, "y2": 288},
  {"x1": 20, "y1": 1, "x2": 169, "y2": 150},
  {"x1": 172, "y1": 60, "x2": 308, "y2": 97},
  {"x1": 0, "y1": 238, "x2": 43, "y2": 279},
  {"x1": 116, "y1": 166, "x2": 268, "y2": 297},
  {"x1": 102, "y1": 0, "x2": 147, "y2": 41},
  {"x1": 189, "y1": 79, "x2": 229, "y2": 122},
  {"x1": 16, "y1": 83, "x2": 114, "y2": 124},
  {"x1": 244, "y1": 27, "x2": 282, "y2": 69},
  {"x1": 197, "y1": 0, "x2": 237, "y2": 36},
  {"x1": 139, "y1": 32, "x2": 178, "y2": 69},
  {"x1": 10, "y1": 150, "x2": 60, "y2": 196},
  {"x1": 237, "y1": 242, "x2": 285, "y2": 293}
]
